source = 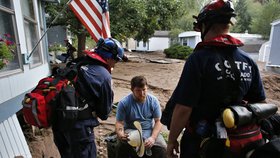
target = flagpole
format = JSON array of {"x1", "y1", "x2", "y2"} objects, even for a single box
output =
[{"x1": 27, "y1": 0, "x2": 73, "y2": 60}]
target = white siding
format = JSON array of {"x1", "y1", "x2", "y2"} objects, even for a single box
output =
[
  {"x1": 178, "y1": 32, "x2": 201, "y2": 49},
  {"x1": 136, "y1": 41, "x2": 148, "y2": 51},
  {"x1": 258, "y1": 41, "x2": 271, "y2": 62},
  {"x1": 0, "y1": 115, "x2": 31, "y2": 158},
  {"x1": 127, "y1": 38, "x2": 136, "y2": 51},
  {"x1": 0, "y1": 64, "x2": 50, "y2": 104},
  {"x1": 268, "y1": 24, "x2": 280, "y2": 65},
  {"x1": 149, "y1": 37, "x2": 170, "y2": 51},
  {"x1": 0, "y1": 78, "x2": 12, "y2": 102},
  {"x1": 136, "y1": 37, "x2": 170, "y2": 51},
  {"x1": 188, "y1": 37, "x2": 197, "y2": 48},
  {"x1": 179, "y1": 31, "x2": 263, "y2": 49}
]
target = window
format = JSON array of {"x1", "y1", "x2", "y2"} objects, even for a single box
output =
[
  {"x1": 37, "y1": 1, "x2": 47, "y2": 62},
  {"x1": 0, "y1": 1, "x2": 21, "y2": 75},
  {"x1": 0, "y1": 0, "x2": 12, "y2": 9},
  {"x1": 182, "y1": 38, "x2": 188, "y2": 46},
  {"x1": 143, "y1": 42, "x2": 146, "y2": 47},
  {"x1": 21, "y1": 0, "x2": 42, "y2": 66}
]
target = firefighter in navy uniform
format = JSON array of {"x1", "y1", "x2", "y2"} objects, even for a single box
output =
[
  {"x1": 166, "y1": 0, "x2": 266, "y2": 158},
  {"x1": 52, "y1": 38, "x2": 124, "y2": 158}
]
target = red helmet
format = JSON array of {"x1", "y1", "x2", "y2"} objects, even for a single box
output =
[{"x1": 193, "y1": 0, "x2": 236, "y2": 32}]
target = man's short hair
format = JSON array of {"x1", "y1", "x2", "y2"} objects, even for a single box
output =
[{"x1": 131, "y1": 76, "x2": 147, "y2": 89}]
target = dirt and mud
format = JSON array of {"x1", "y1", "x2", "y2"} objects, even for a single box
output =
[{"x1": 22, "y1": 51, "x2": 280, "y2": 158}]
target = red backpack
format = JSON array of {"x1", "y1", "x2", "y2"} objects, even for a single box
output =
[
  {"x1": 21, "y1": 57, "x2": 89, "y2": 129},
  {"x1": 22, "y1": 76, "x2": 70, "y2": 128}
]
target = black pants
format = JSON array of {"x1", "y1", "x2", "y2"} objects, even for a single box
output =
[
  {"x1": 52, "y1": 119, "x2": 97, "y2": 158},
  {"x1": 180, "y1": 131, "x2": 201, "y2": 158},
  {"x1": 116, "y1": 140, "x2": 166, "y2": 158},
  {"x1": 180, "y1": 130, "x2": 228, "y2": 158}
]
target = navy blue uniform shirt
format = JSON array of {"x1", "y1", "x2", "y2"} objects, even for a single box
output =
[
  {"x1": 173, "y1": 46, "x2": 265, "y2": 123},
  {"x1": 77, "y1": 64, "x2": 113, "y2": 121}
]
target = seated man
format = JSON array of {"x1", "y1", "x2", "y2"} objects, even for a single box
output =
[{"x1": 115, "y1": 76, "x2": 167, "y2": 158}]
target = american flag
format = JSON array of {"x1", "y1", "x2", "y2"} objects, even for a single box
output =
[{"x1": 69, "y1": 0, "x2": 111, "y2": 42}]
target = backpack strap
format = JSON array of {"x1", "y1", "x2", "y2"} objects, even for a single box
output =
[{"x1": 67, "y1": 56, "x2": 102, "y2": 119}]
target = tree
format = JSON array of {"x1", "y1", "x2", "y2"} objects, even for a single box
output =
[
  {"x1": 232, "y1": 0, "x2": 252, "y2": 33},
  {"x1": 109, "y1": 0, "x2": 147, "y2": 41},
  {"x1": 138, "y1": 0, "x2": 184, "y2": 42},
  {"x1": 254, "y1": 0, "x2": 280, "y2": 4},
  {"x1": 169, "y1": 0, "x2": 207, "y2": 43},
  {"x1": 46, "y1": 0, "x2": 184, "y2": 51},
  {"x1": 45, "y1": 0, "x2": 88, "y2": 57},
  {"x1": 251, "y1": 0, "x2": 280, "y2": 39},
  {"x1": 109, "y1": 0, "x2": 184, "y2": 42}
]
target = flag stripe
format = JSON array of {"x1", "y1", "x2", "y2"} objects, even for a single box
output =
[
  {"x1": 70, "y1": 3, "x2": 100, "y2": 41},
  {"x1": 77, "y1": 0, "x2": 102, "y2": 33},
  {"x1": 69, "y1": 1, "x2": 101, "y2": 41},
  {"x1": 69, "y1": 0, "x2": 111, "y2": 42},
  {"x1": 85, "y1": 0, "x2": 102, "y2": 23},
  {"x1": 88, "y1": 0, "x2": 103, "y2": 18},
  {"x1": 102, "y1": 13, "x2": 110, "y2": 38}
]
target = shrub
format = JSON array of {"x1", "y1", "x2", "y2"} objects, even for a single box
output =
[
  {"x1": 164, "y1": 44, "x2": 193, "y2": 59},
  {"x1": 49, "y1": 44, "x2": 67, "y2": 52},
  {"x1": 0, "y1": 33, "x2": 15, "y2": 69}
]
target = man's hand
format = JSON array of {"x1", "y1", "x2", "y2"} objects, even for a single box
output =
[
  {"x1": 166, "y1": 141, "x2": 179, "y2": 158},
  {"x1": 122, "y1": 54, "x2": 128, "y2": 62},
  {"x1": 167, "y1": 104, "x2": 192, "y2": 158},
  {"x1": 115, "y1": 121, "x2": 129, "y2": 141},
  {"x1": 116, "y1": 129, "x2": 129, "y2": 141},
  {"x1": 144, "y1": 137, "x2": 156, "y2": 148}
]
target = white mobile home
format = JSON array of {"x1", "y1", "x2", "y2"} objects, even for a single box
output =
[
  {"x1": 0, "y1": 0, "x2": 54, "y2": 157},
  {"x1": 266, "y1": 19, "x2": 280, "y2": 74},
  {"x1": 178, "y1": 31, "x2": 263, "y2": 48},
  {"x1": 135, "y1": 31, "x2": 170, "y2": 52},
  {"x1": 178, "y1": 31, "x2": 201, "y2": 49},
  {"x1": 178, "y1": 31, "x2": 264, "y2": 61},
  {"x1": 268, "y1": 19, "x2": 280, "y2": 65}
]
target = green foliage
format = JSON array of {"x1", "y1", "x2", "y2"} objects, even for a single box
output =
[
  {"x1": 169, "y1": 28, "x2": 184, "y2": 45},
  {"x1": 0, "y1": 34, "x2": 15, "y2": 69},
  {"x1": 232, "y1": 0, "x2": 252, "y2": 33},
  {"x1": 45, "y1": 0, "x2": 90, "y2": 54},
  {"x1": 48, "y1": 44, "x2": 67, "y2": 52},
  {"x1": 246, "y1": 0, "x2": 262, "y2": 19},
  {"x1": 109, "y1": 0, "x2": 147, "y2": 41},
  {"x1": 45, "y1": 0, "x2": 280, "y2": 48},
  {"x1": 251, "y1": 0, "x2": 280, "y2": 39},
  {"x1": 45, "y1": 0, "x2": 84, "y2": 36},
  {"x1": 146, "y1": 0, "x2": 184, "y2": 30},
  {"x1": 164, "y1": 44, "x2": 193, "y2": 60},
  {"x1": 161, "y1": 131, "x2": 169, "y2": 143},
  {"x1": 170, "y1": 0, "x2": 279, "y2": 40},
  {"x1": 0, "y1": 42, "x2": 13, "y2": 69},
  {"x1": 85, "y1": 37, "x2": 96, "y2": 50},
  {"x1": 109, "y1": 0, "x2": 183, "y2": 42},
  {"x1": 168, "y1": 0, "x2": 210, "y2": 42}
]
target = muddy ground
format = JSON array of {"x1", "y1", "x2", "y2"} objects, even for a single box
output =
[{"x1": 23, "y1": 51, "x2": 280, "y2": 158}]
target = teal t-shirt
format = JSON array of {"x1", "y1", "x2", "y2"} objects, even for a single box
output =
[{"x1": 116, "y1": 93, "x2": 161, "y2": 139}]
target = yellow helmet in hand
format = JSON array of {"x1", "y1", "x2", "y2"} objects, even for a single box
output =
[{"x1": 222, "y1": 108, "x2": 236, "y2": 129}]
